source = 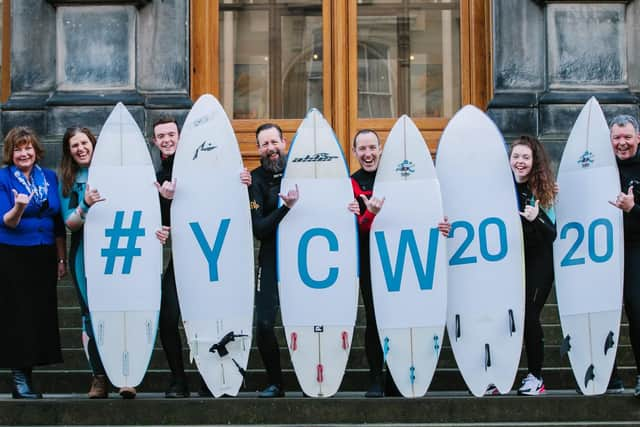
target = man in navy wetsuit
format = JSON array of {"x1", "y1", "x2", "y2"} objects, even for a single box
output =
[{"x1": 249, "y1": 123, "x2": 299, "y2": 398}]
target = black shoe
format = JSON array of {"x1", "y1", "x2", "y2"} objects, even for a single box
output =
[
  {"x1": 607, "y1": 377, "x2": 624, "y2": 394},
  {"x1": 365, "y1": 381, "x2": 384, "y2": 398},
  {"x1": 259, "y1": 384, "x2": 284, "y2": 398},
  {"x1": 165, "y1": 381, "x2": 190, "y2": 398},
  {"x1": 11, "y1": 368, "x2": 42, "y2": 399}
]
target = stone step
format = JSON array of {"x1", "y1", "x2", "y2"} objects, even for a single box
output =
[
  {"x1": 0, "y1": 391, "x2": 638, "y2": 426},
  {"x1": 0, "y1": 366, "x2": 637, "y2": 395}
]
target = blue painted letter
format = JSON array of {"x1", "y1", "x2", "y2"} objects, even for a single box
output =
[
  {"x1": 189, "y1": 219, "x2": 231, "y2": 282},
  {"x1": 374, "y1": 228, "x2": 439, "y2": 292},
  {"x1": 298, "y1": 228, "x2": 339, "y2": 289}
]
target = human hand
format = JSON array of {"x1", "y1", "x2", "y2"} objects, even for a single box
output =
[
  {"x1": 359, "y1": 194, "x2": 385, "y2": 215},
  {"x1": 279, "y1": 184, "x2": 299, "y2": 208},
  {"x1": 12, "y1": 189, "x2": 34, "y2": 209},
  {"x1": 155, "y1": 225, "x2": 170, "y2": 245},
  {"x1": 154, "y1": 177, "x2": 177, "y2": 200},
  {"x1": 609, "y1": 186, "x2": 635, "y2": 213},
  {"x1": 347, "y1": 199, "x2": 360, "y2": 215},
  {"x1": 83, "y1": 184, "x2": 106, "y2": 207},
  {"x1": 240, "y1": 168, "x2": 252, "y2": 186},
  {"x1": 438, "y1": 216, "x2": 451, "y2": 237},
  {"x1": 57, "y1": 261, "x2": 67, "y2": 280},
  {"x1": 520, "y1": 199, "x2": 540, "y2": 222}
]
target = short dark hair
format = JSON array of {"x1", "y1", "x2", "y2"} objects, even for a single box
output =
[
  {"x1": 3, "y1": 127, "x2": 44, "y2": 166},
  {"x1": 255, "y1": 123, "x2": 283, "y2": 145},
  {"x1": 152, "y1": 116, "x2": 180, "y2": 137},
  {"x1": 352, "y1": 129, "x2": 380, "y2": 149},
  {"x1": 610, "y1": 114, "x2": 640, "y2": 133}
]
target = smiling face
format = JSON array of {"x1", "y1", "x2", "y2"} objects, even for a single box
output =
[
  {"x1": 153, "y1": 122, "x2": 179, "y2": 157},
  {"x1": 510, "y1": 144, "x2": 533, "y2": 183},
  {"x1": 611, "y1": 123, "x2": 640, "y2": 161},
  {"x1": 353, "y1": 131, "x2": 380, "y2": 172},
  {"x1": 13, "y1": 143, "x2": 36, "y2": 174},
  {"x1": 68, "y1": 132, "x2": 94, "y2": 167},
  {"x1": 257, "y1": 127, "x2": 287, "y2": 173}
]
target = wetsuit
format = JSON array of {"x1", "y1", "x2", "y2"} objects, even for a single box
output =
[
  {"x1": 617, "y1": 153, "x2": 640, "y2": 373},
  {"x1": 351, "y1": 169, "x2": 384, "y2": 385},
  {"x1": 59, "y1": 168, "x2": 105, "y2": 376},
  {"x1": 516, "y1": 181, "x2": 556, "y2": 379},
  {"x1": 249, "y1": 165, "x2": 290, "y2": 389},
  {"x1": 156, "y1": 154, "x2": 187, "y2": 386}
]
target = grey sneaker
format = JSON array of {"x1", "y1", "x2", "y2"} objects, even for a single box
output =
[
  {"x1": 634, "y1": 376, "x2": 640, "y2": 398},
  {"x1": 606, "y1": 377, "x2": 624, "y2": 394}
]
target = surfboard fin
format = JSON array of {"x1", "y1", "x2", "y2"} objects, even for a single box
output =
[
  {"x1": 433, "y1": 335, "x2": 440, "y2": 353},
  {"x1": 560, "y1": 335, "x2": 571, "y2": 358},
  {"x1": 290, "y1": 332, "x2": 298, "y2": 351},
  {"x1": 584, "y1": 364, "x2": 595, "y2": 388},
  {"x1": 383, "y1": 337, "x2": 390, "y2": 363},
  {"x1": 409, "y1": 366, "x2": 416, "y2": 384},
  {"x1": 341, "y1": 331, "x2": 349, "y2": 350},
  {"x1": 484, "y1": 344, "x2": 491, "y2": 371},
  {"x1": 317, "y1": 364, "x2": 324, "y2": 383},
  {"x1": 231, "y1": 358, "x2": 246, "y2": 378},
  {"x1": 455, "y1": 314, "x2": 461, "y2": 341},
  {"x1": 508, "y1": 309, "x2": 516, "y2": 336},
  {"x1": 209, "y1": 331, "x2": 249, "y2": 358},
  {"x1": 604, "y1": 331, "x2": 615, "y2": 355}
]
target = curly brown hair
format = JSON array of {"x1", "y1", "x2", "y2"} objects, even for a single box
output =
[
  {"x1": 2, "y1": 126, "x2": 44, "y2": 166},
  {"x1": 510, "y1": 135, "x2": 556, "y2": 209},
  {"x1": 59, "y1": 127, "x2": 97, "y2": 197}
]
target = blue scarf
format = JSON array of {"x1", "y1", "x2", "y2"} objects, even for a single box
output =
[{"x1": 11, "y1": 164, "x2": 50, "y2": 207}]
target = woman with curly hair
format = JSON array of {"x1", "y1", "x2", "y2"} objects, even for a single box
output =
[{"x1": 510, "y1": 135, "x2": 557, "y2": 396}]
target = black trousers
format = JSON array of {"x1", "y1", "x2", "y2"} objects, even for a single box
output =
[
  {"x1": 255, "y1": 259, "x2": 283, "y2": 387},
  {"x1": 359, "y1": 243, "x2": 384, "y2": 381},
  {"x1": 624, "y1": 243, "x2": 640, "y2": 372},
  {"x1": 523, "y1": 248, "x2": 554, "y2": 379},
  {"x1": 159, "y1": 259, "x2": 186, "y2": 382}
]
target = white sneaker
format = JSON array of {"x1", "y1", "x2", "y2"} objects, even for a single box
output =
[{"x1": 518, "y1": 373, "x2": 545, "y2": 396}]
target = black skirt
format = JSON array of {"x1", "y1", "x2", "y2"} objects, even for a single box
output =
[{"x1": 0, "y1": 243, "x2": 62, "y2": 368}]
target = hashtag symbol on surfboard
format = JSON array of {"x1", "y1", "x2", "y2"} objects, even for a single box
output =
[{"x1": 101, "y1": 210, "x2": 146, "y2": 275}]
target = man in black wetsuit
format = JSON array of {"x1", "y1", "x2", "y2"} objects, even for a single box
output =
[
  {"x1": 249, "y1": 123, "x2": 299, "y2": 398},
  {"x1": 153, "y1": 117, "x2": 251, "y2": 398},
  {"x1": 607, "y1": 114, "x2": 640, "y2": 397}
]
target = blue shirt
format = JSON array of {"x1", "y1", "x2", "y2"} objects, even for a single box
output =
[{"x1": 0, "y1": 166, "x2": 64, "y2": 246}]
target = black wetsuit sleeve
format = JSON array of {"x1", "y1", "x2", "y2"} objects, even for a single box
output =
[{"x1": 249, "y1": 182, "x2": 290, "y2": 241}]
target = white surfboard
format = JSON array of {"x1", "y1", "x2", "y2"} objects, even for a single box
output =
[
  {"x1": 171, "y1": 94, "x2": 254, "y2": 397},
  {"x1": 277, "y1": 108, "x2": 358, "y2": 397},
  {"x1": 84, "y1": 103, "x2": 163, "y2": 387},
  {"x1": 436, "y1": 105, "x2": 525, "y2": 397},
  {"x1": 553, "y1": 97, "x2": 623, "y2": 395},
  {"x1": 369, "y1": 115, "x2": 447, "y2": 398}
]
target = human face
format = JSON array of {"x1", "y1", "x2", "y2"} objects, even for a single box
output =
[
  {"x1": 611, "y1": 123, "x2": 639, "y2": 161},
  {"x1": 353, "y1": 132, "x2": 380, "y2": 172},
  {"x1": 69, "y1": 132, "x2": 94, "y2": 167},
  {"x1": 13, "y1": 143, "x2": 36, "y2": 174},
  {"x1": 510, "y1": 144, "x2": 533, "y2": 183},
  {"x1": 153, "y1": 122, "x2": 179, "y2": 157},
  {"x1": 257, "y1": 127, "x2": 287, "y2": 172}
]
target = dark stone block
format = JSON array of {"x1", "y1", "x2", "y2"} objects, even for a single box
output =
[
  {"x1": 47, "y1": 105, "x2": 145, "y2": 137},
  {"x1": 46, "y1": 91, "x2": 145, "y2": 106},
  {"x1": 3, "y1": 94, "x2": 50, "y2": 111},
  {"x1": 487, "y1": 107, "x2": 538, "y2": 138},
  {"x1": 547, "y1": 4, "x2": 626, "y2": 87},
  {"x1": 539, "y1": 91, "x2": 638, "y2": 105},
  {"x1": 1, "y1": 110, "x2": 47, "y2": 136},
  {"x1": 488, "y1": 92, "x2": 539, "y2": 108},
  {"x1": 59, "y1": 6, "x2": 135, "y2": 89},
  {"x1": 540, "y1": 103, "x2": 640, "y2": 136},
  {"x1": 144, "y1": 95, "x2": 193, "y2": 109}
]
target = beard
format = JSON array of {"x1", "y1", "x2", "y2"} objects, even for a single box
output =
[{"x1": 260, "y1": 150, "x2": 286, "y2": 173}]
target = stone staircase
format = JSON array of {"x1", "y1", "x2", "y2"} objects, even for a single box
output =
[{"x1": 0, "y1": 273, "x2": 638, "y2": 425}]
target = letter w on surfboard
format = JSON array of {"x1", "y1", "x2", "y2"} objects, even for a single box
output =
[
  {"x1": 369, "y1": 115, "x2": 447, "y2": 398},
  {"x1": 436, "y1": 105, "x2": 525, "y2": 397},
  {"x1": 553, "y1": 97, "x2": 623, "y2": 395},
  {"x1": 171, "y1": 94, "x2": 254, "y2": 397},
  {"x1": 84, "y1": 103, "x2": 162, "y2": 387},
  {"x1": 277, "y1": 108, "x2": 358, "y2": 397}
]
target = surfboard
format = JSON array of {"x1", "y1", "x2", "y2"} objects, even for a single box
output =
[
  {"x1": 84, "y1": 102, "x2": 163, "y2": 387},
  {"x1": 553, "y1": 97, "x2": 623, "y2": 395},
  {"x1": 435, "y1": 105, "x2": 525, "y2": 397},
  {"x1": 171, "y1": 94, "x2": 254, "y2": 397},
  {"x1": 369, "y1": 115, "x2": 447, "y2": 398},
  {"x1": 277, "y1": 108, "x2": 358, "y2": 397}
]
